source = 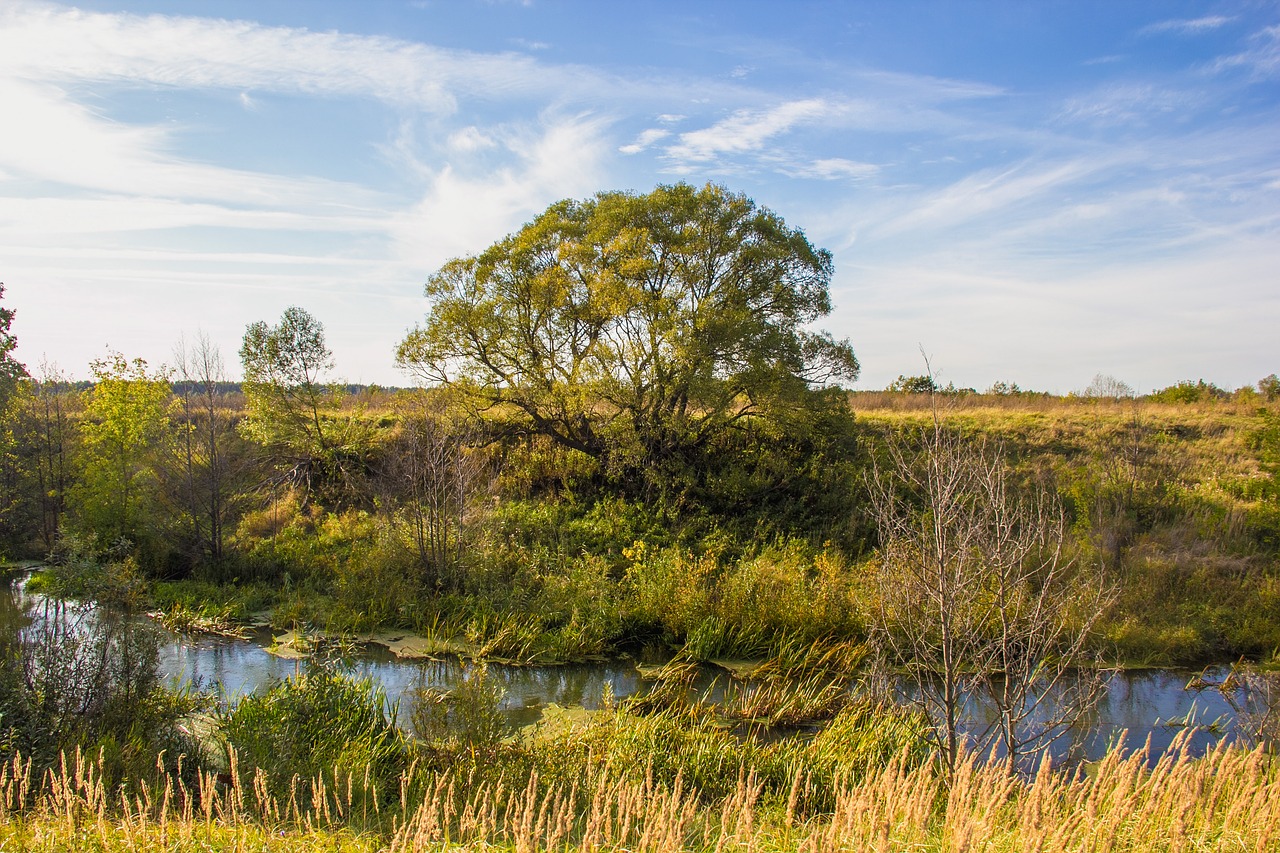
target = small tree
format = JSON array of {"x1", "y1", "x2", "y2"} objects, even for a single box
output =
[
  {"x1": 72, "y1": 353, "x2": 171, "y2": 556},
  {"x1": 378, "y1": 394, "x2": 491, "y2": 591},
  {"x1": 1258, "y1": 374, "x2": 1280, "y2": 402},
  {"x1": 240, "y1": 306, "x2": 375, "y2": 505},
  {"x1": 1082, "y1": 374, "x2": 1134, "y2": 400},
  {"x1": 166, "y1": 333, "x2": 248, "y2": 566},
  {"x1": 887, "y1": 374, "x2": 939, "y2": 394},
  {"x1": 868, "y1": 407, "x2": 1111, "y2": 774},
  {"x1": 0, "y1": 284, "x2": 26, "y2": 413},
  {"x1": 9, "y1": 362, "x2": 79, "y2": 553}
]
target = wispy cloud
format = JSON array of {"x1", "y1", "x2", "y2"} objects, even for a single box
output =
[
  {"x1": 1142, "y1": 16, "x2": 1234, "y2": 36},
  {"x1": 619, "y1": 128, "x2": 670, "y2": 155},
  {"x1": 869, "y1": 158, "x2": 1110, "y2": 240},
  {"x1": 1211, "y1": 25, "x2": 1280, "y2": 79},
  {"x1": 1057, "y1": 83, "x2": 1203, "y2": 126},
  {"x1": 779, "y1": 158, "x2": 879, "y2": 181},
  {"x1": 0, "y1": 78, "x2": 383, "y2": 209},
  {"x1": 0, "y1": 3, "x2": 602, "y2": 111},
  {"x1": 665, "y1": 98, "x2": 831, "y2": 163}
]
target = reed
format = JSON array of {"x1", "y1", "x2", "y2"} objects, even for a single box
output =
[{"x1": 2, "y1": 735, "x2": 1276, "y2": 851}]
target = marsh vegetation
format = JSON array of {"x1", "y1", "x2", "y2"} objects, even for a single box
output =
[{"x1": 0, "y1": 187, "x2": 1278, "y2": 846}]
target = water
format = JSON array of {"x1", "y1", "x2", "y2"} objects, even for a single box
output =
[
  {"x1": 2, "y1": 574, "x2": 1256, "y2": 761},
  {"x1": 158, "y1": 629, "x2": 648, "y2": 728}
]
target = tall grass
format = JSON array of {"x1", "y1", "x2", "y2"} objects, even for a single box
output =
[{"x1": 1, "y1": 735, "x2": 1276, "y2": 851}]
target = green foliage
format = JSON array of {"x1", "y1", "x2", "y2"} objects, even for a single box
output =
[
  {"x1": 240, "y1": 306, "x2": 380, "y2": 506},
  {"x1": 623, "y1": 541, "x2": 861, "y2": 659},
  {"x1": 887, "y1": 374, "x2": 939, "y2": 394},
  {"x1": 149, "y1": 578, "x2": 277, "y2": 624},
  {"x1": 487, "y1": 496, "x2": 668, "y2": 563},
  {"x1": 221, "y1": 668, "x2": 408, "y2": 802},
  {"x1": 1149, "y1": 379, "x2": 1230, "y2": 404},
  {"x1": 33, "y1": 534, "x2": 150, "y2": 611},
  {"x1": 525, "y1": 698, "x2": 929, "y2": 811},
  {"x1": 1259, "y1": 374, "x2": 1280, "y2": 402},
  {"x1": 397, "y1": 182, "x2": 858, "y2": 501},
  {"x1": 804, "y1": 700, "x2": 932, "y2": 778},
  {"x1": 1106, "y1": 539, "x2": 1280, "y2": 664},
  {"x1": 69, "y1": 354, "x2": 171, "y2": 563},
  {"x1": 0, "y1": 285, "x2": 26, "y2": 413},
  {"x1": 0, "y1": 590, "x2": 209, "y2": 786},
  {"x1": 409, "y1": 663, "x2": 510, "y2": 749}
]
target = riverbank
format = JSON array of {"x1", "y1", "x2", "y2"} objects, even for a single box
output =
[{"x1": 5, "y1": 572, "x2": 1267, "y2": 766}]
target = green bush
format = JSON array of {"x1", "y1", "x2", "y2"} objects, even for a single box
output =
[
  {"x1": 1149, "y1": 380, "x2": 1229, "y2": 404},
  {"x1": 0, "y1": 596, "x2": 209, "y2": 787},
  {"x1": 221, "y1": 668, "x2": 408, "y2": 803},
  {"x1": 409, "y1": 663, "x2": 510, "y2": 749},
  {"x1": 622, "y1": 541, "x2": 862, "y2": 658}
]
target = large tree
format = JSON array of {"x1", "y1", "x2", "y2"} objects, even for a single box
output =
[{"x1": 396, "y1": 183, "x2": 858, "y2": 487}]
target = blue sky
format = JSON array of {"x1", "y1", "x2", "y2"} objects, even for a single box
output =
[{"x1": 2, "y1": 0, "x2": 1277, "y2": 392}]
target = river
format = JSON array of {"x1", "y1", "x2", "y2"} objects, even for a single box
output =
[{"x1": 3, "y1": 573, "x2": 1257, "y2": 764}]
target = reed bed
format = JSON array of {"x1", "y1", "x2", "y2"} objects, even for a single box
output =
[{"x1": 2, "y1": 735, "x2": 1276, "y2": 852}]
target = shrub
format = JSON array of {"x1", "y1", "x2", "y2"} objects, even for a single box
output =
[
  {"x1": 1149, "y1": 380, "x2": 1229, "y2": 404},
  {"x1": 409, "y1": 663, "x2": 510, "y2": 749},
  {"x1": 0, "y1": 595, "x2": 209, "y2": 787},
  {"x1": 221, "y1": 668, "x2": 408, "y2": 803}
]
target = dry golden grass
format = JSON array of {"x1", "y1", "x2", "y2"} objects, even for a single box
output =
[{"x1": 3, "y1": 737, "x2": 1277, "y2": 852}]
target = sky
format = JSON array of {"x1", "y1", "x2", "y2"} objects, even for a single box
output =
[{"x1": 1, "y1": 0, "x2": 1277, "y2": 393}]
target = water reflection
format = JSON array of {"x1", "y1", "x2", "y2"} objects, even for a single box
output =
[{"x1": 1, "y1": 575, "x2": 1252, "y2": 761}]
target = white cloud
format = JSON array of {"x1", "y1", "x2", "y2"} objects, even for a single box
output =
[
  {"x1": 448, "y1": 127, "x2": 499, "y2": 152},
  {"x1": 869, "y1": 158, "x2": 1109, "y2": 240},
  {"x1": 666, "y1": 98, "x2": 831, "y2": 163},
  {"x1": 847, "y1": 69, "x2": 1005, "y2": 102},
  {"x1": 1057, "y1": 83, "x2": 1202, "y2": 126},
  {"x1": 1212, "y1": 25, "x2": 1280, "y2": 80},
  {"x1": 780, "y1": 158, "x2": 879, "y2": 181},
  {"x1": 0, "y1": 78, "x2": 386, "y2": 209},
  {"x1": 619, "y1": 128, "x2": 670, "y2": 155},
  {"x1": 1142, "y1": 16, "x2": 1235, "y2": 36},
  {"x1": 388, "y1": 114, "x2": 612, "y2": 271},
  {"x1": 0, "y1": 2, "x2": 594, "y2": 112}
]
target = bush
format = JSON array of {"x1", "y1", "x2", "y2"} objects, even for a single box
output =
[
  {"x1": 221, "y1": 667, "x2": 408, "y2": 803},
  {"x1": 409, "y1": 663, "x2": 510, "y2": 749},
  {"x1": 0, "y1": 592, "x2": 209, "y2": 787},
  {"x1": 622, "y1": 541, "x2": 862, "y2": 658},
  {"x1": 1149, "y1": 380, "x2": 1229, "y2": 404}
]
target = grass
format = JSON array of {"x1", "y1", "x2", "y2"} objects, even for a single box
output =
[
  {"x1": 2, "y1": 736, "x2": 1276, "y2": 851},
  {"x1": 29, "y1": 392, "x2": 1280, "y2": 670}
]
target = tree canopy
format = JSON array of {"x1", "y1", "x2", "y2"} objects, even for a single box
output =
[
  {"x1": 240, "y1": 306, "x2": 374, "y2": 503},
  {"x1": 0, "y1": 284, "x2": 27, "y2": 411},
  {"x1": 396, "y1": 183, "x2": 858, "y2": 484}
]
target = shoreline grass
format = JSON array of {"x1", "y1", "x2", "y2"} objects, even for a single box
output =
[{"x1": 2, "y1": 735, "x2": 1276, "y2": 852}]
